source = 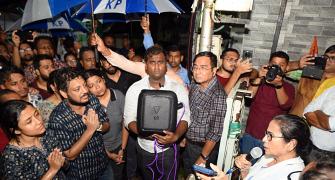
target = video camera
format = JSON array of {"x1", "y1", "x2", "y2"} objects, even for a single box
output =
[
  {"x1": 301, "y1": 56, "x2": 327, "y2": 80},
  {"x1": 265, "y1": 64, "x2": 285, "y2": 82}
]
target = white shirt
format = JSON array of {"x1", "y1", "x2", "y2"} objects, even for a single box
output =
[
  {"x1": 245, "y1": 156, "x2": 304, "y2": 180},
  {"x1": 124, "y1": 76, "x2": 191, "y2": 153},
  {"x1": 303, "y1": 85, "x2": 335, "y2": 152}
]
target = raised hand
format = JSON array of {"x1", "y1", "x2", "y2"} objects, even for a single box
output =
[
  {"x1": 235, "y1": 59, "x2": 253, "y2": 75},
  {"x1": 299, "y1": 54, "x2": 314, "y2": 69},
  {"x1": 90, "y1": 33, "x2": 110, "y2": 56},
  {"x1": 11, "y1": 30, "x2": 20, "y2": 47},
  {"x1": 140, "y1": 14, "x2": 150, "y2": 33},
  {"x1": 82, "y1": 108, "x2": 100, "y2": 132}
]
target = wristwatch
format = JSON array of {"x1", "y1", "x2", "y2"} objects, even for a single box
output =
[
  {"x1": 96, "y1": 122, "x2": 103, "y2": 132},
  {"x1": 200, "y1": 153, "x2": 209, "y2": 161}
]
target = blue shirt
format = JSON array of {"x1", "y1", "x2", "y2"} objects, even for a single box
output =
[{"x1": 143, "y1": 32, "x2": 154, "y2": 50}]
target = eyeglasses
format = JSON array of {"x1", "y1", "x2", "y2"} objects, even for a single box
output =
[
  {"x1": 264, "y1": 131, "x2": 284, "y2": 141},
  {"x1": 324, "y1": 55, "x2": 335, "y2": 62},
  {"x1": 19, "y1": 48, "x2": 32, "y2": 53},
  {"x1": 192, "y1": 65, "x2": 212, "y2": 71}
]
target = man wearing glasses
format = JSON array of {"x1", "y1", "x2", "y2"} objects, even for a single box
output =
[
  {"x1": 12, "y1": 31, "x2": 36, "y2": 84},
  {"x1": 216, "y1": 48, "x2": 253, "y2": 94},
  {"x1": 184, "y1": 51, "x2": 227, "y2": 176}
]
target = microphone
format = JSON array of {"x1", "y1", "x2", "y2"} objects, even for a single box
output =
[
  {"x1": 226, "y1": 147, "x2": 263, "y2": 175},
  {"x1": 245, "y1": 147, "x2": 263, "y2": 161}
]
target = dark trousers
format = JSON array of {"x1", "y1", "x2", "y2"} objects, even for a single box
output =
[
  {"x1": 183, "y1": 140, "x2": 219, "y2": 176},
  {"x1": 136, "y1": 142, "x2": 179, "y2": 180},
  {"x1": 126, "y1": 133, "x2": 138, "y2": 179},
  {"x1": 99, "y1": 162, "x2": 114, "y2": 180}
]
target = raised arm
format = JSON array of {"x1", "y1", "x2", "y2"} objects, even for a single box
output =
[
  {"x1": 91, "y1": 33, "x2": 185, "y2": 85},
  {"x1": 11, "y1": 30, "x2": 22, "y2": 68},
  {"x1": 141, "y1": 14, "x2": 154, "y2": 50},
  {"x1": 91, "y1": 33, "x2": 147, "y2": 77}
]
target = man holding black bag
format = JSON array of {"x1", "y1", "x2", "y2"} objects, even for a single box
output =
[{"x1": 123, "y1": 45, "x2": 190, "y2": 180}]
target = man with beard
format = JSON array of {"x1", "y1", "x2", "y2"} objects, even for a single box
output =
[
  {"x1": 0, "y1": 66, "x2": 42, "y2": 107},
  {"x1": 216, "y1": 48, "x2": 253, "y2": 94},
  {"x1": 31, "y1": 54, "x2": 55, "y2": 99},
  {"x1": 48, "y1": 68, "x2": 113, "y2": 179},
  {"x1": 100, "y1": 55, "x2": 140, "y2": 94}
]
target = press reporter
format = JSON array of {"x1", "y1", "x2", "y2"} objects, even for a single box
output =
[{"x1": 198, "y1": 114, "x2": 311, "y2": 180}]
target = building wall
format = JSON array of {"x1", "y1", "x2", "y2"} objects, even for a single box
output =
[{"x1": 236, "y1": 0, "x2": 335, "y2": 66}]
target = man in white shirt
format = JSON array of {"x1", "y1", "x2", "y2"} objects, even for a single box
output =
[
  {"x1": 124, "y1": 45, "x2": 190, "y2": 180},
  {"x1": 304, "y1": 85, "x2": 335, "y2": 162}
]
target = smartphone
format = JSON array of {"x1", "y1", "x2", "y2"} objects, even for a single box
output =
[
  {"x1": 242, "y1": 50, "x2": 253, "y2": 62},
  {"x1": 15, "y1": 30, "x2": 33, "y2": 42},
  {"x1": 192, "y1": 165, "x2": 217, "y2": 176}
]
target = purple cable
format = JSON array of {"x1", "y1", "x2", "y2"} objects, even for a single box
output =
[{"x1": 146, "y1": 102, "x2": 186, "y2": 180}]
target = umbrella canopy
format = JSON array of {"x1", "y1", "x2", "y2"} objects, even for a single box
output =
[
  {"x1": 21, "y1": 0, "x2": 87, "y2": 27},
  {"x1": 77, "y1": 0, "x2": 182, "y2": 15},
  {"x1": 22, "y1": 16, "x2": 88, "y2": 33}
]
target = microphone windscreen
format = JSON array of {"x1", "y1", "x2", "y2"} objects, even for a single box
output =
[{"x1": 245, "y1": 147, "x2": 263, "y2": 161}]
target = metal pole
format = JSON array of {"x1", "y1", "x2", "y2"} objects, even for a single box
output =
[
  {"x1": 90, "y1": 0, "x2": 99, "y2": 65},
  {"x1": 90, "y1": 0, "x2": 95, "y2": 33},
  {"x1": 199, "y1": 0, "x2": 214, "y2": 52},
  {"x1": 271, "y1": 0, "x2": 288, "y2": 53}
]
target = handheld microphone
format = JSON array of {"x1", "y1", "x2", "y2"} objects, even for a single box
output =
[
  {"x1": 226, "y1": 147, "x2": 263, "y2": 175},
  {"x1": 245, "y1": 147, "x2": 263, "y2": 161}
]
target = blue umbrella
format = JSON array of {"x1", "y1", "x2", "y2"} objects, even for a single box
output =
[
  {"x1": 22, "y1": 16, "x2": 88, "y2": 33},
  {"x1": 21, "y1": 0, "x2": 87, "y2": 27},
  {"x1": 76, "y1": 0, "x2": 182, "y2": 15}
]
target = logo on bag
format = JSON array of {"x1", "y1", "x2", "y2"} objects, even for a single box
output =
[{"x1": 152, "y1": 106, "x2": 160, "y2": 120}]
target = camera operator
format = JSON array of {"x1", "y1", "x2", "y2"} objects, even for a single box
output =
[{"x1": 240, "y1": 51, "x2": 295, "y2": 154}]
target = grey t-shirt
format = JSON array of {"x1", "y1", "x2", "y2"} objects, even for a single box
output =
[{"x1": 103, "y1": 89, "x2": 125, "y2": 151}]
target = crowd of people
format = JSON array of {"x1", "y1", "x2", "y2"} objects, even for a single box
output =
[{"x1": 0, "y1": 15, "x2": 334, "y2": 180}]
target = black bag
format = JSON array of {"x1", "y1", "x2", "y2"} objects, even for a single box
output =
[{"x1": 137, "y1": 90, "x2": 178, "y2": 136}]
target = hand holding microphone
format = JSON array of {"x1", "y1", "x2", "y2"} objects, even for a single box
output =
[{"x1": 230, "y1": 147, "x2": 263, "y2": 174}]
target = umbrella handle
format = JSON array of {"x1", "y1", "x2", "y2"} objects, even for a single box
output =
[
  {"x1": 90, "y1": 0, "x2": 95, "y2": 33},
  {"x1": 94, "y1": 47, "x2": 100, "y2": 66},
  {"x1": 145, "y1": 0, "x2": 147, "y2": 16}
]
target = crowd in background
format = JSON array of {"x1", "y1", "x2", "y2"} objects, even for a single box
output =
[{"x1": 0, "y1": 15, "x2": 334, "y2": 180}]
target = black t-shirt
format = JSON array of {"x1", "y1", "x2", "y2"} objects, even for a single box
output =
[{"x1": 104, "y1": 70, "x2": 141, "y2": 95}]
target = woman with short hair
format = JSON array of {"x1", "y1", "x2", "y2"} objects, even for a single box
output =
[{"x1": 198, "y1": 114, "x2": 311, "y2": 180}]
